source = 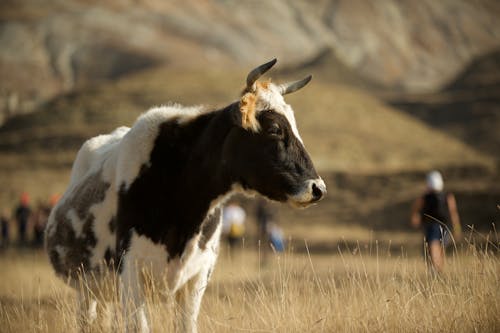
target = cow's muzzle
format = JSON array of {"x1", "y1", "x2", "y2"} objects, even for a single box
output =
[{"x1": 288, "y1": 178, "x2": 326, "y2": 208}]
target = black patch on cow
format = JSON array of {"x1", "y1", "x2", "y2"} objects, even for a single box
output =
[
  {"x1": 108, "y1": 216, "x2": 116, "y2": 233},
  {"x1": 198, "y1": 208, "x2": 221, "y2": 250},
  {"x1": 46, "y1": 171, "x2": 110, "y2": 278},
  {"x1": 49, "y1": 249, "x2": 62, "y2": 274}
]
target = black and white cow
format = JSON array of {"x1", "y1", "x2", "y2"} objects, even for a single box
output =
[{"x1": 45, "y1": 59, "x2": 326, "y2": 332}]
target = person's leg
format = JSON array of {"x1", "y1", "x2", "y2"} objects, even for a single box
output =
[
  {"x1": 428, "y1": 240, "x2": 444, "y2": 273},
  {"x1": 19, "y1": 222, "x2": 27, "y2": 244}
]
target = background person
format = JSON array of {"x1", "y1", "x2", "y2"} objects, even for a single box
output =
[
  {"x1": 14, "y1": 192, "x2": 32, "y2": 246},
  {"x1": 256, "y1": 198, "x2": 273, "y2": 246},
  {"x1": 255, "y1": 199, "x2": 285, "y2": 264},
  {"x1": 222, "y1": 201, "x2": 246, "y2": 250},
  {"x1": 410, "y1": 170, "x2": 462, "y2": 273},
  {"x1": 33, "y1": 200, "x2": 51, "y2": 248},
  {"x1": 0, "y1": 209, "x2": 10, "y2": 248}
]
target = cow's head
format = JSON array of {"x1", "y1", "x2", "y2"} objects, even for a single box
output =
[{"x1": 224, "y1": 59, "x2": 326, "y2": 208}]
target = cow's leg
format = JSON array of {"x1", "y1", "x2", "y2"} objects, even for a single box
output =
[
  {"x1": 76, "y1": 289, "x2": 98, "y2": 332},
  {"x1": 175, "y1": 269, "x2": 211, "y2": 333},
  {"x1": 120, "y1": 260, "x2": 150, "y2": 333}
]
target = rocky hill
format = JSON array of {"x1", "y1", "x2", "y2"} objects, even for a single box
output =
[{"x1": 1, "y1": 0, "x2": 500, "y2": 119}]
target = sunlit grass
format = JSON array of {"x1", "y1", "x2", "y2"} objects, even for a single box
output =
[{"x1": 0, "y1": 231, "x2": 497, "y2": 332}]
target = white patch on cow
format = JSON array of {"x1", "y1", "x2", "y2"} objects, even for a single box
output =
[
  {"x1": 54, "y1": 245, "x2": 68, "y2": 261},
  {"x1": 255, "y1": 83, "x2": 304, "y2": 144},
  {"x1": 89, "y1": 186, "x2": 118, "y2": 269},
  {"x1": 66, "y1": 209, "x2": 84, "y2": 237},
  {"x1": 116, "y1": 105, "x2": 204, "y2": 189},
  {"x1": 167, "y1": 224, "x2": 221, "y2": 292},
  {"x1": 122, "y1": 231, "x2": 169, "y2": 282}
]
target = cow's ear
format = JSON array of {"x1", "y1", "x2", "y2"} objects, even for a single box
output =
[{"x1": 239, "y1": 92, "x2": 260, "y2": 132}]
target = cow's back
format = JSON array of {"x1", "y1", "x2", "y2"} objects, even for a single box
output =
[{"x1": 45, "y1": 127, "x2": 128, "y2": 280}]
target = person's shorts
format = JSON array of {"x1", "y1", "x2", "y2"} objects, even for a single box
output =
[{"x1": 425, "y1": 223, "x2": 444, "y2": 242}]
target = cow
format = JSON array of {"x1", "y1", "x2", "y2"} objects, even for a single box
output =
[{"x1": 45, "y1": 59, "x2": 326, "y2": 332}]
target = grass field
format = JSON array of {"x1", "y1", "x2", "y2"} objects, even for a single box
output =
[{"x1": 0, "y1": 229, "x2": 497, "y2": 333}]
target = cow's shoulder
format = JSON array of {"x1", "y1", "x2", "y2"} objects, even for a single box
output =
[{"x1": 116, "y1": 105, "x2": 204, "y2": 190}]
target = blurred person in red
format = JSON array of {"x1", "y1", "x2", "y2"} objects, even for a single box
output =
[
  {"x1": 0, "y1": 208, "x2": 10, "y2": 248},
  {"x1": 32, "y1": 194, "x2": 59, "y2": 248},
  {"x1": 14, "y1": 192, "x2": 32, "y2": 246},
  {"x1": 410, "y1": 171, "x2": 462, "y2": 273}
]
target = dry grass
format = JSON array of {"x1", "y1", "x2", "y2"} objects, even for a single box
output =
[{"x1": 0, "y1": 234, "x2": 498, "y2": 333}]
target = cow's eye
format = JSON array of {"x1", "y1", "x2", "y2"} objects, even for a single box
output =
[{"x1": 268, "y1": 123, "x2": 282, "y2": 137}]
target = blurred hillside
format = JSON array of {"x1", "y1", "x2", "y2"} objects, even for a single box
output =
[
  {"x1": 391, "y1": 49, "x2": 500, "y2": 161},
  {"x1": 1, "y1": 0, "x2": 500, "y2": 118}
]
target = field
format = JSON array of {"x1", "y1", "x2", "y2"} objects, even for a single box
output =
[{"x1": 0, "y1": 226, "x2": 498, "y2": 333}]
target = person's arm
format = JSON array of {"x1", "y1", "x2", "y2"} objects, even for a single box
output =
[
  {"x1": 410, "y1": 197, "x2": 423, "y2": 229},
  {"x1": 447, "y1": 193, "x2": 462, "y2": 241}
]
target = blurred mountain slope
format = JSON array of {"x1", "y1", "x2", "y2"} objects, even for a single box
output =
[
  {"x1": 1, "y1": 0, "x2": 500, "y2": 119},
  {"x1": 390, "y1": 49, "x2": 500, "y2": 161}
]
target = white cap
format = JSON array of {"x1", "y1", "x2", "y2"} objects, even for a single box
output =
[{"x1": 426, "y1": 170, "x2": 443, "y2": 192}]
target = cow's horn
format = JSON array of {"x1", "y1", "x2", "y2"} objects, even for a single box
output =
[
  {"x1": 246, "y1": 58, "x2": 277, "y2": 90},
  {"x1": 279, "y1": 75, "x2": 312, "y2": 95}
]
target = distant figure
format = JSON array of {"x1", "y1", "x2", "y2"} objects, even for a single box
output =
[
  {"x1": 33, "y1": 202, "x2": 51, "y2": 248},
  {"x1": 256, "y1": 198, "x2": 273, "y2": 245},
  {"x1": 410, "y1": 171, "x2": 462, "y2": 273},
  {"x1": 14, "y1": 192, "x2": 32, "y2": 246},
  {"x1": 0, "y1": 209, "x2": 10, "y2": 248},
  {"x1": 222, "y1": 202, "x2": 246, "y2": 249},
  {"x1": 267, "y1": 222, "x2": 285, "y2": 252},
  {"x1": 256, "y1": 199, "x2": 285, "y2": 262},
  {"x1": 32, "y1": 194, "x2": 59, "y2": 248}
]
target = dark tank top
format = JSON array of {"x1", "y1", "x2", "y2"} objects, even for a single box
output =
[{"x1": 421, "y1": 191, "x2": 449, "y2": 225}]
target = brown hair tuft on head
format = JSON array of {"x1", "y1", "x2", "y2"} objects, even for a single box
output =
[{"x1": 239, "y1": 92, "x2": 260, "y2": 132}]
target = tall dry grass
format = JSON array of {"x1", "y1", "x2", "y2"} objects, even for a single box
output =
[{"x1": 0, "y1": 236, "x2": 498, "y2": 332}]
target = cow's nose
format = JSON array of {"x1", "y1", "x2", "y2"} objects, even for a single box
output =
[{"x1": 311, "y1": 179, "x2": 326, "y2": 202}]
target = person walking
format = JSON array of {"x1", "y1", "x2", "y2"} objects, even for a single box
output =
[
  {"x1": 410, "y1": 171, "x2": 462, "y2": 273},
  {"x1": 14, "y1": 192, "x2": 32, "y2": 246}
]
